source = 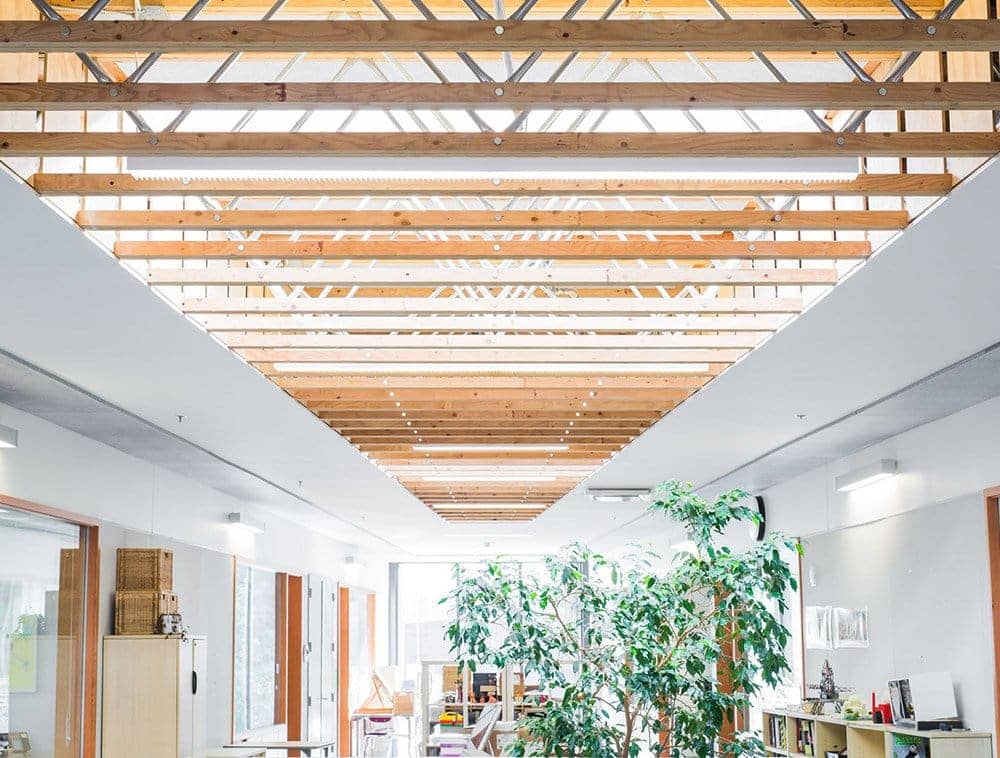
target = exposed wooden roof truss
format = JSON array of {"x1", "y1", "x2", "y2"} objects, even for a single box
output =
[{"x1": 2, "y1": 0, "x2": 997, "y2": 523}]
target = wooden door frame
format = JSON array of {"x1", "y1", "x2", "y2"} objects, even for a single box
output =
[
  {"x1": 984, "y1": 486, "x2": 1000, "y2": 745},
  {"x1": 0, "y1": 492, "x2": 100, "y2": 758},
  {"x1": 287, "y1": 575, "x2": 304, "y2": 754}
]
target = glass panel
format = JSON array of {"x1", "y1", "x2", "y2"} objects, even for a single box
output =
[
  {"x1": 347, "y1": 590, "x2": 372, "y2": 714},
  {"x1": 0, "y1": 506, "x2": 86, "y2": 758},
  {"x1": 233, "y1": 564, "x2": 277, "y2": 735}
]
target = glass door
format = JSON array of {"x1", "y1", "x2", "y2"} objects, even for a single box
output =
[{"x1": 0, "y1": 501, "x2": 93, "y2": 758}]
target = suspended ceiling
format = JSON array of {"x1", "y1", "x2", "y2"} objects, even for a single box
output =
[{"x1": 1, "y1": 0, "x2": 998, "y2": 523}]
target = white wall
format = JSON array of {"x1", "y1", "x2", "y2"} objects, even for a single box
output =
[
  {"x1": 800, "y1": 498, "x2": 991, "y2": 730},
  {"x1": 761, "y1": 393, "x2": 1000, "y2": 731},
  {"x1": 0, "y1": 400, "x2": 394, "y2": 751}
]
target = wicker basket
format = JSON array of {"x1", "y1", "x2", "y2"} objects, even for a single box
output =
[
  {"x1": 116, "y1": 548, "x2": 173, "y2": 591},
  {"x1": 114, "y1": 591, "x2": 179, "y2": 635}
]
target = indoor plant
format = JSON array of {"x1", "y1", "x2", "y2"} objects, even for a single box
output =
[{"x1": 443, "y1": 480, "x2": 800, "y2": 757}]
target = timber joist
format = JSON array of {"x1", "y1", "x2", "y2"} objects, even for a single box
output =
[{"x1": 2, "y1": 20, "x2": 1000, "y2": 53}]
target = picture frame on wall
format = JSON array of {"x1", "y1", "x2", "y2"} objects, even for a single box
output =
[
  {"x1": 804, "y1": 605, "x2": 833, "y2": 650},
  {"x1": 833, "y1": 607, "x2": 870, "y2": 649}
]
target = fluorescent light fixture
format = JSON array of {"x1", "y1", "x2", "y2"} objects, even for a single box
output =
[
  {"x1": 0, "y1": 424, "x2": 19, "y2": 449},
  {"x1": 273, "y1": 362, "x2": 711, "y2": 375},
  {"x1": 414, "y1": 443, "x2": 569, "y2": 453},
  {"x1": 835, "y1": 459, "x2": 898, "y2": 492},
  {"x1": 586, "y1": 487, "x2": 651, "y2": 503},
  {"x1": 439, "y1": 533, "x2": 534, "y2": 538},
  {"x1": 422, "y1": 475, "x2": 558, "y2": 482},
  {"x1": 432, "y1": 502, "x2": 543, "y2": 510},
  {"x1": 226, "y1": 512, "x2": 265, "y2": 534}
]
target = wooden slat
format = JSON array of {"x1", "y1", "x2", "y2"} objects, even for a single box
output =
[
  {"x1": 30, "y1": 172, "x2": 955, "y2": 198},
  {"x1": 3, "y1": 20, "x2": 1000, "y2": 53},
  {"x1": 8, "y1": 131, "x2": 1000, "y2": 158},
  {"x1": 35, "y1": 0, "x2": 952, "y2": 19},
  {"x1": 292, "y1": 387, "x2": 692, "y2": 400},
  {"x1": 81, "y1": 209, "x2": 906, "y2": 232},
  {"x1": 114, "y1": 239, "x2": 872, "y2": 260},
  {"x1": 146, "y1": 266, "x2": 838, "y2": 287},
  {"x1": 182, "y1": 296, "x2": 804, "y2": 315},
  {"x1": 224, "y1": 333, "x2": 762, "y2": 349},
  {"x1": 274, "y1": 375, "x2": 710, "y2": 389},
  {"x1": 204, "y1": 313, "x2": 789, "y2": 333},
  {"x1": 361, "y1": 442, "x2": 632, "y2": 448},
  {"x1": 241, "y1": 346, "x2": 746, "y2": 363},
  {"x1": 318, "y1": 400, "x2": 671, "y2": 410},
  {"x1": 7, "y1": 81, "x2": 1000, "y2": 110}
]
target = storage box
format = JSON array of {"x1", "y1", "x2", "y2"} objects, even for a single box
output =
[
  {"x1": 117, "y1": 548, "x2": 173, "y2": 591},
  {"x1": 114, "y1": 590, "x2": 179, "y2": 635}
]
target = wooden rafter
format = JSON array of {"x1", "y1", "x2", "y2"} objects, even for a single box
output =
[
  {"x1": 145, "y1": 266, "x2": 838, "y2": 287},
  {"x1": 6, "y1": 81, "x2": 1000, "y2": 110},
  {"x1": 115, "y1": 239, "x2": 873, "y2": 260},
  {"x1": 223, "y1": 333, "x2": 765, "y2": 349},
  {"x1": 7, "y1": 131, "x2": 1000, "y2": 158},
  {"x1": 36, "y1": 0, "x2": 951, "y2": 20},
  {"x1": 199, "y1": 314, "x2": 791, "y2": 332},
  {"x1": 29, "y1": 173, "x2": 955, "y2": 198},
  {"x1": 288, "y1": 387, "x2": 696, "y2": 400},
  {"x1": 81, "y1": 209, "x2": 907, "y2": 231},
  {"x1": 274, "y1": 375, "x2": 712, "y2": 389},
  {"x1": 180, "y1": 296, "x2": 805, "y2": 315},
  {"x1": 3, "y1": 20, "x2": 999, "y2": 53},
  {"x1": 234, "y1": 347, "x2": 749, "y2": 363}
]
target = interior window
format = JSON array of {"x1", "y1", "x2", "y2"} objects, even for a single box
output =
[{"x1": 234, "y1": 563, "x2": 279, "y2": 736}]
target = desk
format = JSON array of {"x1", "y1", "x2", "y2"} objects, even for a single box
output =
[
  {"x1": 202, "y1": 751, "x2": 267, "y2": 758},
  {"x1": 225, "y1": 740, "x2": 335, "y2": 756}
]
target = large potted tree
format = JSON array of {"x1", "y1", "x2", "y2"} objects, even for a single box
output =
[{"x1": 443, "y1": 480, "x2": 799, "y2": 757}]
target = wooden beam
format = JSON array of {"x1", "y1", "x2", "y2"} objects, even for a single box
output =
[
  {"x1": 225, "y1": 333, "x2": 762, "y2": 349},
  {"x1": 314, "y1": 416, "x2": 656, "y2": 424},
  {"x1": 292, "y1": 387, "x2": 692, "y2": 400},
  {"x1": 146, "y1": 266, "x2": 838, "y2": 287},
  {"x1": 31, "y1": 172, "x2": 955, "y2": 198},
  {"x1": 34, "y1": 0, "x2": 954, "y2": 21},
  {"x1": 273, "y1": 375, "x2": 710, "y2": 389},
  {"x1": 4, "y1": 20, "x2": 1000, "y2": 53},
  {"x1": 8, "y1": 81, "x2": 1000, "y2": 110},
  {"x1": 317, "y1": 400, "x2": 671, "y2": 410},
  {"x1": 9, "y1": 131, "x2": 1000, "y2": 158},
  {"x1": 203, "y1": 313, "x2": 789, "y2": 333},
  {"x1": 356, "y1": 441, "x2": 631, "y2": 449},
  {"x1": 114, "y1": 239, "x2": 872, "y2": 260},
  {"x1": 245, "y1": 346, "x2": 743, "y2": 363},
  {"x1": 181, "y1": 296, "x2": 804, "y2": 315},
  {"x1": 81, "y1": 209, "x2": 906, "y2": 232}
]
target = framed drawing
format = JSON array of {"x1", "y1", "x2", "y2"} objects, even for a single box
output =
[
  {"x1": 833, "y1": 607, "x2": 870, "y2": 649},
  {"x1": 804, "y1": 605, "x2": 832, "y2": 650}
]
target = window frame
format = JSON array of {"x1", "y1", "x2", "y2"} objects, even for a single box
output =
[{"x1": 231, "y1": 560, "x2": 289, "y2": 742}]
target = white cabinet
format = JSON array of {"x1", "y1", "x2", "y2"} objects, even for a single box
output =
[{"x1": 102, "y1": 636, "x2": 208, "y2": 758}]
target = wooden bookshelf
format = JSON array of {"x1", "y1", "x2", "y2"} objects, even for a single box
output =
[{"x1": 761, "y1": 710, "x2": 992, "y2": 758}]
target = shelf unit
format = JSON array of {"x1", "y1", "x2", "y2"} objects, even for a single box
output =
[{"x1": 763, "y1": 710, "x2": 992, "y2": 758}]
